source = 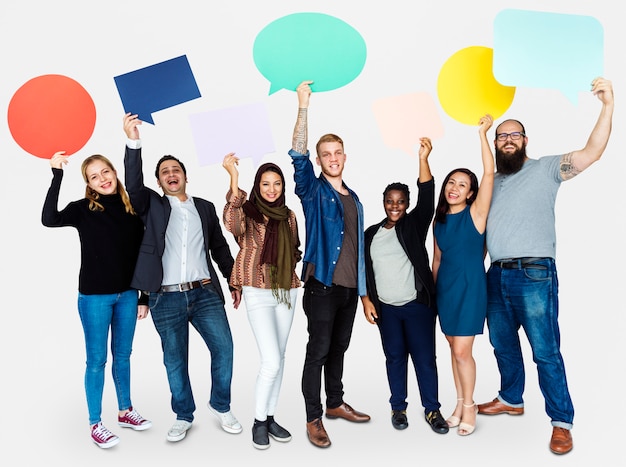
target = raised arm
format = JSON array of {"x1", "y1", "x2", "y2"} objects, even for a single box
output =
[
  {"x1": 418, "y1": 137, "x2": 433, "y2": 183},
  {"x1": 222, "y1": 152, "x2": 247, "y2": 237},
  {"x1": 470, "y1": 114, "x2": 495, "y2": 233},
  {"x1": 292, "y1": 80, "x2": 313, "y2": 154},
  {"x1": 222, "y1": 152, "x2": 240, "y2": 197},
  {"x1": 124, "y1": 112, "x2": 141, "y2": 141},
  {"x1": 41, "y1": 151, "x2": 70, "y2": 227},
  {"x1": 561, "y1": 77, "x2": 614, "y2": 181},
  {"x1": 122, "y1": 113, "x2": 151, "y2": 215}
]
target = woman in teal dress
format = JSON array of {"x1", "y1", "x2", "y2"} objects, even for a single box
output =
[{"x1": 432, "y1": 114, "x2": 494, "y2": 436}]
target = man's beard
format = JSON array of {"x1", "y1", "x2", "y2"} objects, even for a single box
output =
[{"x1": 496, "y1": 144, "x2": 527, "y2": 175}]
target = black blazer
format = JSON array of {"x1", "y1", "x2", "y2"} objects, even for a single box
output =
[
  {"x1": 364, "y1": 178, "x2": 436, "y2": 317},
  {"x1": 124, "y1": 146, "x2": 234, "y2": 303}
]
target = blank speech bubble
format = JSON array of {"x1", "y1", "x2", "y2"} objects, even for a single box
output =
[
  {"x1": 189, "y1": 103, "x2": 275, "y2": 167},
  {"x1": 437, "y1": 46, "x2": 515, "y2": 125},
  {"x1": 493, "y1": 9, "x2": 603, "y2": 105},
  {"x1": 372, "y1": 93, "x2": 444, "y2": 157},
  {"x1": 253, "y1": 12, "x2": 367, "y2": 94},
  {"x1": 114, "y1": 55, "x2": 201, "y2": 124},
  {"x1": 8, "y1": 74, "x2": 96, "y2": 159}
]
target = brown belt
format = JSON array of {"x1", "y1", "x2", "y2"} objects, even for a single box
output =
[{"x1": 160, "y1": 278, "x2": 211, "y2": 293}]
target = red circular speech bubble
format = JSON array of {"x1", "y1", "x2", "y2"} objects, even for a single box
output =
[{"x1": 7, "y1": 74, "x2": 96, "y2": 159}]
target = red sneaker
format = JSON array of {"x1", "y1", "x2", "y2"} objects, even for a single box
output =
[
  {"x1": 118, "y1": 407, "x2": 152, "y2": 431},
  {"x1": 91, "y1": 422, "x2": 119, "y2": 449}
]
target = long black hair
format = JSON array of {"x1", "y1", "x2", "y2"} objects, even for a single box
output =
[{"x1": 434, "y1": 168, "x2": 478, "y2": 224}]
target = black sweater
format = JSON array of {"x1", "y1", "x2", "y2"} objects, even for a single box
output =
[{"x1": 42, "y1": 168, "x2": 144, "y2": 295}]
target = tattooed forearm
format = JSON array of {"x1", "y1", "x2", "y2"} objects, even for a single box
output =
[
  {"x1": 560, "y1": 152, "x2": 581, "y2": 181},
  {"x1": 292, "y1": 108, "x2": 308, "y2": 153}
]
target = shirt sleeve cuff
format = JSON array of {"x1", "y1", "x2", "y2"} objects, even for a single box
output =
[{"x1": 127, "y1": 138, "x2": 142, "y2": 149}]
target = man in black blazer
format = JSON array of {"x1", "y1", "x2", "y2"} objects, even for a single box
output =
[{"x1": 123, "y1": 113, "x2": 242, "y2": 443}]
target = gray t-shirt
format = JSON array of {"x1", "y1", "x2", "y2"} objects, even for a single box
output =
[
  {"x1": 486, "y1": 155, "x2": 562, "y2": 262},
  {"x1": 370, "y1": 225, "x2": 417, "y2": 306}
]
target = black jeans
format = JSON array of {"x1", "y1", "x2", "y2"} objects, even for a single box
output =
[{"x1": 301, "y1": 278, "x2": 358, "y2": 422}]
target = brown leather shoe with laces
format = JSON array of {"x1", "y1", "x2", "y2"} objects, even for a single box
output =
[
  {"x1": 477, "y1": 398, "x2": 524, "y2": 415},
  {"x1": 549, "y1": 427, "x2": 573, "y2": 454},
  {"x1": 306, "y1": 418, "x2": 331, "y2": 448},
  {"x1": 325, "y1": 402, "x2": 370, "y2": 423}
]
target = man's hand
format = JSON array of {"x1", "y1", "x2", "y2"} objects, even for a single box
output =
[
  {"x1": 123, "y1": 113, "x2": 142, "y2": 140},
  {"x1": 296, "y1": 80, "x2": 313, "y2": 108},
  {"x1": 591, "y1": 77, "x2": 613, "y2": 106}
]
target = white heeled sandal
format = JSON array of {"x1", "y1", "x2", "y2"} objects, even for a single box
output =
[
  {"x1": 458, "y1": 402, "x2": 477, "y2": 436},
  {"x1": 446, "y1": 398, "x2": 464, "y2": 428}
]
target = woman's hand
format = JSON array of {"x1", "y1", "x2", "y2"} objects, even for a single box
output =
[{"x1": 49, "y1": 151, "x2": 68, "y2": 169}]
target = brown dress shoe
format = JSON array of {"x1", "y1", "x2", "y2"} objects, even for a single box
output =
[
  {"x1": 477, "y1": 398, "x2": 524, "y2": 415},
  {"x1": 325, "y1": 402, "x2": 371, "y2": 423},
  {"x1": 306, "y1": 418, "x2": 331, "y2": 448},
  {"x1": 550, "y1": 427, "x2": 573, "y2": 454}
]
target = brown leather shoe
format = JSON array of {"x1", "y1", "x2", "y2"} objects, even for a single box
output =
[
  {"x1": 306, "y1": 418, "x2": 331, "y2": 448},
  {"x1": 325, "y1": 402, "x2": 371, "y2": 423},
  {"x1": 550, "y1": 427, "x2": 573, "y2": 454},
  {"x1": 477, "y1": 398, "x2": 524, "y2": 415}
]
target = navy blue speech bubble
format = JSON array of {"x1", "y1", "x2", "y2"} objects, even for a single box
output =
[{"x1": 114, "y1": 55, "x2": 201, "y2": 124}]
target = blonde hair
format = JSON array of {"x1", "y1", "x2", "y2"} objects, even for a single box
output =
[
  {"x1": 315, "y1": 133, "x2": 344, "y2": 157},
  {"x1": 81, "y1": 154, "x2": 136, "y2": 215}
]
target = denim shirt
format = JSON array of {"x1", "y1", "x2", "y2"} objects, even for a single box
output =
[{"x1": 289, "y1": 149, "x2": 366, "y2": 296}]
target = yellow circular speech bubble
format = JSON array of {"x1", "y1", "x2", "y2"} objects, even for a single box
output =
[{"x1": 437, "y1": 46, "x2": 515, "y2": 125}]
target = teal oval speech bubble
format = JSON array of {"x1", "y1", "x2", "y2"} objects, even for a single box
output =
[
  {"x1": 493, "y1": 9, "x2": 603, "y2": 105},
  {"x1": 253, "y1": 12, "x2": 367, "y2": 94}
]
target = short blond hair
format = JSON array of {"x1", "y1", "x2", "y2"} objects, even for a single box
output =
[{"x1": 315, "y1": 133, "x2": 344, "y2": 157}]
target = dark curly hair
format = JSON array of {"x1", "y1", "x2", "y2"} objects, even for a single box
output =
[{"x1": 382, "y1": 182, "x2": 410, "y2": 205}]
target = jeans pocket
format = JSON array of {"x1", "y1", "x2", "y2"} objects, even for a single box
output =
[
  {"x1": 148, "y1": 293, "x2": 161, "y2": 309},
  {"x1": 305, "y1": 279, "x2": 333, "y2": 297},
  {"x1": 524, "y1": 267, "x2": 550, "y2": 281}
]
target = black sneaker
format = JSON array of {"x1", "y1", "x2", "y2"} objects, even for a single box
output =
[
  {"x1": 252, "y1": 420, "x2": 270, "y2": 450},
  {"x1": 267, "y1": 415, "x2": 292, "y2": 442},
  {"x1": 425, "y1": 410, "x2": 449, "y2": 434},
  {"x1": 391, "y1": 410, "x2": 409, "y2": 430}
]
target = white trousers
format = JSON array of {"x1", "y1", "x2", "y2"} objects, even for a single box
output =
[{"x1": 242, "y1": 286, "x2": 297, "y2": 421}]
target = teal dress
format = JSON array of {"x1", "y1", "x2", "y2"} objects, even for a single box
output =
[{"x1": 434, "y1": 205, "x2": 486, "y2": 336}]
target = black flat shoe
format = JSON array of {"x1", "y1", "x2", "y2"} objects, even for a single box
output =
[
  {"x1": 425, "y1": 410, "x2": 449, "y2": 434},
  {"x1": 391, "y1": 410, "x2": 409, "y2": 430}
]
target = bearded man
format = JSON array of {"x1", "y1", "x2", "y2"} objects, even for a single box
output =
[{"x1": 476, "y1": 77, "x2": 613, "y2": 455}]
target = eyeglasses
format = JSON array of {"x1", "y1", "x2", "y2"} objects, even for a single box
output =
[{"x1": 496, "y1": 132, "x2": 525, "y2": 141}]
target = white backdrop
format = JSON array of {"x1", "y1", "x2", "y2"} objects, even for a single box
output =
[{"x1": 1, "y1": 1, "x2": 623, "y2": 465}]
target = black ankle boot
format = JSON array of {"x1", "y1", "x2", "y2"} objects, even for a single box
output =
[
  {"x1": 252, "y1": 419, "x2": 269, "y2": 450},
  {"x1": 266, "y1": 415, "x2": 292, "y2": 442}
]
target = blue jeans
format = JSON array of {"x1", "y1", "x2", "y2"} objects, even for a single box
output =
[
  {"x1": 301, "y1": 278, "x2": 358, "y2": 422},
  {"x1": 486, "y1": 258, "x2": 574, "y2": 428},
  {"x1": 77, "y1": 289, "x2": 138, "y2": 426},
  {"x1": 378, "y1": 300, "x2": 441, "y2": 414},
  {"x1": 149, "y1": 282, "x2": 233, "y2": 422}
]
